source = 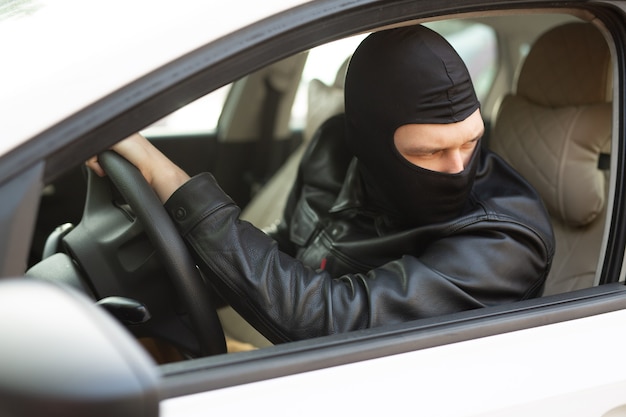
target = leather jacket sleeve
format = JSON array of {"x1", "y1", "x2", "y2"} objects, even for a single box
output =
[{"x1": 164, "y1": 171, "x2": 553, "y2": 344}]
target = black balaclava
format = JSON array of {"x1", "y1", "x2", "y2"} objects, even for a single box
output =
[{"x1": 344, "y1": 25, "x2": 481, "y2": 227}]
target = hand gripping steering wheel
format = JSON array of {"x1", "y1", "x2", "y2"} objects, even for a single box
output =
[{"x1": 97, "y1": 150, "x2": 226, "y2": 356}]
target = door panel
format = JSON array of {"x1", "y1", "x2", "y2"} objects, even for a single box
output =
[{"x1": 161, "y1": 308, "x2": 626, "y2": 416}]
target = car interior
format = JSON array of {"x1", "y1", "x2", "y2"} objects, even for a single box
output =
[{"x1": 26, "y1": 9, "x2": 615, "y2": 360}]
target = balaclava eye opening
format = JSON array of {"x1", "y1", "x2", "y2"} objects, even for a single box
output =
[{"x1": 344, "y1": 25, "x2": 481, "y2": 227}]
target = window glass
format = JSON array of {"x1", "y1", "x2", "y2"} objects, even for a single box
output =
[
  {"x1": 290, "y1": 34, "x2": 367, "y2": 130},
  {"x1": 142, "y1": 84, "x2": 231, "y2": 136},
  {"x1": 425, "y1": 20, "x2": 498, "y2": 102}
]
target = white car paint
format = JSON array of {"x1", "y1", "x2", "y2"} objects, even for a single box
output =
[
  {"x1": 162, "y1": 309, "x2": 626, "y2": 416},
  {"x1": 0, "y1": 0, "x2": 309, "y2": 156}
]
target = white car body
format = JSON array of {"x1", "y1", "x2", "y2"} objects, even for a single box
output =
[
  {"x1": 2, "y1": 1, "x2": 626, "y2": 416},
  {"x1": 0, "y1": 0, "x2": 307, "y2": 155},
  {"x1": 163, "y1": 309, "x2": 626, "y2": 416}
]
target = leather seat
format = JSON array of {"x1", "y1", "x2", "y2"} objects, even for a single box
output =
[
  {"x1": 490, "y1": 22, "x2": 612, "y2": 295},
  {"x1": 241, "y1": 58, "x2": 349, "y2": 229},
  {"x1": 215, "y1": 52, "x2": 308, "y2": 206}
]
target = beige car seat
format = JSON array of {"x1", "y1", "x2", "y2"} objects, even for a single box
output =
[
  {"x1": 490, "y1": 22, "x2": 612, "y2": 295},
  {"x1": 240, "y1": 58, "x2": 349, "y2": 229},
  {"x1": 214, "y1": 52, "x2": 308, "y2": 206}
]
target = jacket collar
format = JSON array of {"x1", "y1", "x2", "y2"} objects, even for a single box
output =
[
  {"x1": 329, "y1": 158, "x2": 414, "y2": 235},
  {"x1": 329, "y1": 158, "x2": 364, "y2": 214}
]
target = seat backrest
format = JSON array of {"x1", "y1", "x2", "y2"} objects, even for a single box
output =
[
  {"x1": 214, "y1": 52, "x2": 308, "y2": 206},
  {"x1": 490, "y1": 22, "x2": 612, "y2": 295},
  {"x1": 240, "y1": 58, "x2": 349, "y2": 229}
]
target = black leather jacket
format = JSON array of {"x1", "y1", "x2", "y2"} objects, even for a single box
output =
[{"x1": 164, "y1": 116, "x2": 555, "y2": 344}]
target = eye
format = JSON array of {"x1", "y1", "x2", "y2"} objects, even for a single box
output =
[
  {"x1": 413, "y1": 149, "x2": 442, "y2": 159},
  {"x1": 462, "y1": 138, "x2": 479, "y2": 150}
]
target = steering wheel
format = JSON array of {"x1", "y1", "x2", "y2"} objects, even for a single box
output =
[{"x1": 93, "y1": 151, "x2": 226, "y2": 356}]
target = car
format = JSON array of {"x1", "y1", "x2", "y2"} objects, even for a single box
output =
[{"x1": 2, "y1": 0, "x2": 626, "y2": 415}]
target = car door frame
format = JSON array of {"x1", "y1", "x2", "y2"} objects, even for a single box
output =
[{"x1": 153, "y1": 0, "x2": 626, "y2": 401}]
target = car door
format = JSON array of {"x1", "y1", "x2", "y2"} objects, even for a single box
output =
[
  {"x1": 3, "y1": 1, "x2": 626, "y2": 416},
  {"x1": 160, "y1": 288, "x2": 626, "y2": 416}
]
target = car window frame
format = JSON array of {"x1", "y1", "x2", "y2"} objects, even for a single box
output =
[{"x1": 150, "y1": 1, "x2": 626, "y2": 395}]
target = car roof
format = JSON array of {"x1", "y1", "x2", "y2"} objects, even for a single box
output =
[{"x1": 0, "y1": 0, "x2": 308, "y2": 157}]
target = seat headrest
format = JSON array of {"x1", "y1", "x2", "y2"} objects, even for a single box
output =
[
  {"x1": 493, "y1": 22, "x2": 612, "y2": 227},
  {"x1": 303, "y1": 57, "x2": 350, "y2": 142},
  {"x1": 517, "y1": 22, "x2": 611, "y2": 106}
]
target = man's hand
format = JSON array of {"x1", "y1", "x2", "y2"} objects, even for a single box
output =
[{"x1": 86, "y1": 133, "x2": 190, "y2": 203}]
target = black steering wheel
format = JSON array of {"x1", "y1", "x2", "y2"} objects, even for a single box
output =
[{"x1": 71, "y1": 151, "x2": 226, "y2": 356}]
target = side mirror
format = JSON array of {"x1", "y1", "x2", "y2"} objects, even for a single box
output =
[{"x1": 0, "y1": 278, "x2": 159, "y2": 417}]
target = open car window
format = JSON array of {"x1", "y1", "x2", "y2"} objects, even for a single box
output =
[
  {"x1": 142, "y1": 21, "x2": 499, "y2": 138},
  {"x1": 28, "y1": 8, "x2": 612, "y2": 357}
]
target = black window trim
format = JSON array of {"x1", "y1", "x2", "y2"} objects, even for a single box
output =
[{"x1": 161, "y1": 283, "x2": 626, "y2": 398}]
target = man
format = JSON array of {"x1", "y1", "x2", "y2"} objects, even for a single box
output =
[{"x1": 88, "y1": 25, "x2": 554, "y2": 344}]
